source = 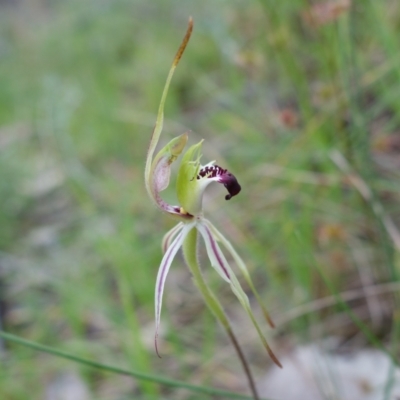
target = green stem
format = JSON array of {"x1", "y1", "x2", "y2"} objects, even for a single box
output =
[
  {"x1": 182, "y1": 227, "x2": 260, "y2": 400},
  {"x1": 0, "y1": 330, "x2": 270, "y2": 400}
]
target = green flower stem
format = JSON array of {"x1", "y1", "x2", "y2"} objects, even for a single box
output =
[
  {"x1": 0, "y1": 330, "x2": 271, "y2": 400},
  {"x1": 182, "y1": 227, "x2": 260, "y2": 400}
]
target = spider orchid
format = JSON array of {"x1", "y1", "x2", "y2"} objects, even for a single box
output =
[{"x1": 145, "y1": 18, "x2": 281, "y2": 370}]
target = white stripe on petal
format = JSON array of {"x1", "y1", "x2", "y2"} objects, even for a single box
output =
[{"x1": 154, "y1": 222, "x2": 195, "y2": 356}]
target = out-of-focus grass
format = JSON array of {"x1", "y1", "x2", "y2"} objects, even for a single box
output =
[{"x1": 1, "y1": 0, "x2": 400, "y2": 398}]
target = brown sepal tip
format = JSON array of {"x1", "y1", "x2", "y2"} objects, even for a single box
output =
[{"x1": 172, "y1": 17, "x2": 193, "y2": 67}]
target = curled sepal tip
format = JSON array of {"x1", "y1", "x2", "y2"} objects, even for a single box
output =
[{"x1": 173, "y1": 17, "x2": 193, "y2": 68}]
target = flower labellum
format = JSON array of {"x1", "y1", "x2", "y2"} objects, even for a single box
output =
[{"x1": 198, "y1": 164, "x2": 241, "y2": 200}]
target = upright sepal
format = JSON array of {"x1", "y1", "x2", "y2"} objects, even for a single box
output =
[{"x1": 144, "y1": 18, "x2": 193, "y2": 220}]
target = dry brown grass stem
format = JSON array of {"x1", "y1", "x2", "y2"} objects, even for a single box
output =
[{"x1": 275, "y1": 281, "x2": 400, "y2": 327}]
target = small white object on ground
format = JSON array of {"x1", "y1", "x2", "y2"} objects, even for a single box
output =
[
  {"x1": 258, "y1": 342, "x2": 400, "y2": 400},
  {"x1": 45, "y1": 371, "x2": 90, "y2": 400}
]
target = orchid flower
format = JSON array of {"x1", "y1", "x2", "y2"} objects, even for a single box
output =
[{"x1": 145, "y1": 18, "x2": 281, "y2": 371}]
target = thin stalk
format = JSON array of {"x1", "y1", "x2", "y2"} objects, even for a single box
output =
[{"x1": 182, "y1": 226, "x2": 260, "y2": 400}]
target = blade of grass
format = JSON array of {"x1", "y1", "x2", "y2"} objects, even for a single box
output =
[{"x1": 0, "y1": 330, "x2": 273, "y2": 400}]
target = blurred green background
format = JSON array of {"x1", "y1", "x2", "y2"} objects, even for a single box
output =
[{"x1": 1, "y1": 0, "x2": 400, "y2": 399}]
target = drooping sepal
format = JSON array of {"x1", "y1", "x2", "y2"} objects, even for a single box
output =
[
  {"x1": 196, "y1": 222, "x2": 282, "y2": 368},
  {"x1": 154, "y1": 222, "x2": 195, "y2": 356},
  {"x1": 162, "y1": 222, "x2": 184, "y2": 254},
  {"x1": 204, "y1": 219, "x2": 275, "y2": 328}
]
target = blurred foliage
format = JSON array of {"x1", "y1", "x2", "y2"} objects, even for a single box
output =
[{"x1": 1, "y1": 0, "x2": 400, "y2": 399}]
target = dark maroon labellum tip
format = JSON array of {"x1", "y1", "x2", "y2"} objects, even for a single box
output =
[
  {"x1": 222, "y1": 173, "x2": 241, "y2": 200},
  {"x1": 198, "y1": 164, "x2": 241, "y2": 201}
]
